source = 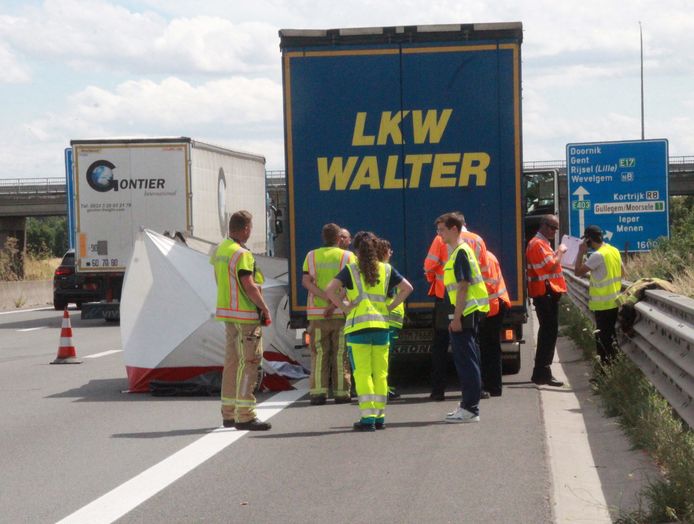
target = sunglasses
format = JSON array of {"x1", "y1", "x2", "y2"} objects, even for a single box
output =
[{"x1": 543, "y1": 223, "x2": 559, "y2": 231}]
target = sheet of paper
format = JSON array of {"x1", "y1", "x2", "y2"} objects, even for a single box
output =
[{"x1": 561, "y1": 234, "x2": 583, "y2": 269}]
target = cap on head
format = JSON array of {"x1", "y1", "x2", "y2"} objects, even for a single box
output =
[{"x1": 581, "y1": 225, "x2": 603, "y2": 241}]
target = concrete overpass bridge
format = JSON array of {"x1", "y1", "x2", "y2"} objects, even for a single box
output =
[
  {"x1": 524, "y1": 155, "x2": 694, "y2": 196},
  {"x1": 1, "y1": 158, "x2": 693, "y2": 251},
  {"x1": 0, "y1": 177, "x2": 67, "y2": 253}
]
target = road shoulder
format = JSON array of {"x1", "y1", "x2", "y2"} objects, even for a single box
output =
[{"x1": 539, "y1": 325, "x2": 660, "y2": 522}]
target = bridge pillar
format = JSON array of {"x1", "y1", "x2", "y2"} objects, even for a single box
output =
[{"x1": 0, "y1": 216, "x2": 26, "y2": 278}]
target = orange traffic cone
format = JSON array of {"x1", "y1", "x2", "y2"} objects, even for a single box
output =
[{"x1": 51, "y1": 308, "x2": 82, "y2": 364}]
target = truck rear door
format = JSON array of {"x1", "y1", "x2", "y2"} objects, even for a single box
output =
[{"x1": 281, "y1": 24, "x2": 524, "y2": 326}]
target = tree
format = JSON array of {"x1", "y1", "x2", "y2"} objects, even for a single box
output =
[{"x1": 26, "y1": 217, "x2": 68, "y2": 258}]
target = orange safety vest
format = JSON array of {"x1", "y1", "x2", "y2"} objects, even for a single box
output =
[
  {"x1": 424, "y1": 230, "x2": 490, "y2": 298},
  {"x1": 461, "y1": 230, "x2": 489, "y2": 280},
  {"x1": 423, "y1": 235, "x2": 449, "y2": 298},
  {"x1": 485, "y1": 251, "x2": 511, "y2": 317},
  {"x1": 526, "y1": 233, "x2": 567, "y2": 297}
]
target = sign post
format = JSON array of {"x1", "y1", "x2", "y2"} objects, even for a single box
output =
[{"x1": 566, "y1": 139, "x2": 669, "y2": 251}]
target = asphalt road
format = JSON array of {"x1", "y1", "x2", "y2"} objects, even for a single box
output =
[{"x1": 1, "y1": 307, "x2": 553, "y2": 523}]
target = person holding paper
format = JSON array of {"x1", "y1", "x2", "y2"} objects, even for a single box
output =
[
  {"x1": 574, "y1": 225, "x2": 624, "y2": 365},
  {"x1": 526, "y1": 214, "x2": 567, "y2": 387}
]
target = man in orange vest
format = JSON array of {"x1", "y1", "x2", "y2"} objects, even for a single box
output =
[
  {"x1": 424, "y1": 232, "x2": 449, "y2": 401},
  {"x1": 526, "y1": 214, "x2": 567, "y2": 387},
  {"x1": 479, "y1": 250, "x2": 511, "y2": 397},
  {"x1": 424, "y1": 212, "x2": 489, "y2": 400}
]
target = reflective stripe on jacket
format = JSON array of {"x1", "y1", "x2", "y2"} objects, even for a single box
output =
[
  {"x1": 485, "y1": 251, "x2": 511, "y2": 317},
  {"x1": 443, "y1": 242, "x2": 490, "y2": 316},
  {"x1": 423, "y1": 235, "x2": 448, "y2": 298},
  {"x1": 304, "y1": 247, "x2": 353, "y2": 320},
  {"x1": 344, "y1": 262, "x2": 391, "y2": 334},
  {"x1": 461, "y1": 230, "x2": 489, "y2": 281},
  {"x1": 526, "y1": 233, "x2": 567, "y2": 297},
  {"x1": 211, "y1": 239, "x2": 263, "y2": 324},
  {"x1": 387, "y1": 296, "x2": 405, "y2": 329},
  {"x1": 589, "y1": 243, "x2": 622, "y2": 311}
]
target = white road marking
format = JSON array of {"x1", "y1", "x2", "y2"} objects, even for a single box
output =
[
  {"x1": 0, "y1": 306, "x2": 53, "y2": 316},
  {"x1": 56, "y1": 379, "x2": 308, "y2": 524},
  {"x1": 84, "y1": 350, "x2": 123, "y2": 359},
  {"x1": 17, "y1": 326, "x2": 47, "y2": 332}
]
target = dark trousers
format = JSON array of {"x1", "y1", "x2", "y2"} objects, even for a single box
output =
[
  {"x1": 479, "y1": 308, "x2": 504, "y2": 395},
  {"x1": 594, "y1": 308, "x2": 618, "y2": 364},
  {"x1": 450, "y1": 312, "x2": 482, "y2": 415},
  {"x1": 431, "y1": 299, "x2": 450, "y2": 395},
  {"x1": 532, "y1": 293, "x2": 561, "y2": 381}
]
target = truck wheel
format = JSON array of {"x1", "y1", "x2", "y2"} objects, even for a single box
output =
[
  {"x1": 53, "y1": 298, "x2": 67, "y2": 311},
  {"x1": 502, "y1": 352, "x2": 521, "y2": 375}
]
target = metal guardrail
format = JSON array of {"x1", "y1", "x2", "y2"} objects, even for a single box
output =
[
  {"x1": 0, "y1": 178, "x2": 66, "y2": 195},
  {"x1": 565, "y1": 270, "x2": 694, "y2": 428}
]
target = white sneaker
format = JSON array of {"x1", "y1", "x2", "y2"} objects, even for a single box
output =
[{"x1": 444, "y1": 406, "x2": 480, "y2": 423}]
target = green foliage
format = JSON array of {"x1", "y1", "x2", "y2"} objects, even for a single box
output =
[
  {"x1": 558, "y1": 297, "x2": 596, "y2": 361},
  {"x1": 26, "y1": 217, "x2": 68, "y2": 258},
  {"x1": 0, "y1": 236, "x2": 23, "y2": 280},
  {"x1": 624, "y1": 196, "x2": 694, "y2": 296},
  {"x1": 598, "y1": 355, "x2": 694, "y2": 523}
]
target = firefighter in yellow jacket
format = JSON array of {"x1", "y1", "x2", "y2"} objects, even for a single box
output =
[
  {"x1": 211, "y1": 210, "x2": 271, "y2": 431},
  {"x1": 325, "y1": 231, "x2": 413, "y2": 431},
  {"x1": 302, "y1": 223, "x2": 355, "y2": 405}
]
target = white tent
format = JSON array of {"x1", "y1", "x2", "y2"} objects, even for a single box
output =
[{"x1": 121, "y1": 229, "x2": 307, "y2": 393}]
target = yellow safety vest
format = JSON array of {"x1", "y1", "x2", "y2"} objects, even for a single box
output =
[
  {"x1": 387, "y1": 296, "x2": 405, "y2": 329},
  {"x1": 211, "y1": 238, "x2": 264, "y2": 324},
  {"x1": 589, "y1": 243, "x2": 622, "y2": 311},
  {"x1": 303, "y1": 247, "x2": 354, "y2": 320},
  {"x1": 344, "y1": 262, "x2": 391, "y2": 334},
  {"x1": 443, "y1": 242, "x2": 490, "y2": 316}
]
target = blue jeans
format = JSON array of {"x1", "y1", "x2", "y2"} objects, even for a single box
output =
[{"x1": 449, "y1": 313, "x2": 482, "y2": 416}]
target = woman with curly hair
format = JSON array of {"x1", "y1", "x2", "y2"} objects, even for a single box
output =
[{"x1": 326, "y1": 231, "x2": 413, "y2": 431}]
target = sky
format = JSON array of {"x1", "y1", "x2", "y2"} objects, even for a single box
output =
[{"x1": 1, "y1": 0, "x2": 693, "y2": 180}]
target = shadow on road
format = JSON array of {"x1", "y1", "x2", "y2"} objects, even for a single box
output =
[{"x1": 112, "y1": 427, "x2": 218, "y2": 439}]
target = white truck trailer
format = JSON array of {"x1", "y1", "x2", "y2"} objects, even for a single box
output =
[{"x1": 69, "y1": 137, "x2": 267, "y2": 319}]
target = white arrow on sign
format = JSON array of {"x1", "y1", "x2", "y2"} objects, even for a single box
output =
[
  {"x1": 573, "y1": 185, "x2": 590, "y2": 234},
  {"x1": 604, "y1": 230, "x2": 613, "y2": 241}
]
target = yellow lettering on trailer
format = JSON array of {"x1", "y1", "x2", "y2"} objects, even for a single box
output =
[
  {"x1": 350, "y1": 156, "x2": 381, "y2": 190},
  {"x1": 403, "y1": 154, "x2": 432, "y2": 188},
  {"x1": 430, "y1": 153, "x2": 461, "y2": 187},
  {"x1": 317, "y1": 156, "x2": 358, "y2": 190},
  {"x1": 316, "y1": 152, "x2": 490, "y2": 191},
  {"x1": 459, "y1": 152, "x2": 490, "y2": 186},
  {"x1": 351, "y1": 113, "x2": 375, "y2": 146},
  {"x1": 383, "y1": 155, "x2": 405, "y2": 189},
  {"x1": 377, "y1": 111, "x2": 409, "y2": 145},
  {"x1": 412, "y1": 109, "x2": 452, "y2": 144}
]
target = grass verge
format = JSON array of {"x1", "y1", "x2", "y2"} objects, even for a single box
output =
[
  {"x1": 24, "y1": 256, "x2": 61, "y2": 280},
  {"x1": 559, "y1": 297, "x2": 694, "y2": 523}
]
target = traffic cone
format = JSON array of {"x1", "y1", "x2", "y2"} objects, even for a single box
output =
[{"x1": 51, "y1": 308, "x2": 82, "y2": 364}]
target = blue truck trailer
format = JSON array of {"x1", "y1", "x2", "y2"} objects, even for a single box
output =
[{"x1": 280, "y1": 23, "x2": 525, "y2": 372}]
